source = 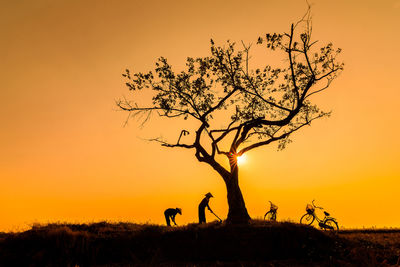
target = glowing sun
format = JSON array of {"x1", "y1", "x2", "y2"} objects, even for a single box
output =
[{"x1": 237, "y1": 154, "x2": 247, "y2": 165}]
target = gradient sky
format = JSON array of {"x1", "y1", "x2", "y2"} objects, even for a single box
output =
[{"x1": 1, "y1": 0, "x2": 399, "y2": 232}]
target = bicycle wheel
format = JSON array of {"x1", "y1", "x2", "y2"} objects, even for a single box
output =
[
  {"x1": 264, "y1": 211, "x2": 276, "y2": 221},
  {"x1": 300, "y1": 213, "x2": 315, "y2": 225},
  {"x1": 324, "y1": 218, "x2": 339, "y2": 232}
]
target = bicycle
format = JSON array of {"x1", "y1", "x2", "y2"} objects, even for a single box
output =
[
  {"x1": 264, "y1": 201, "x2": 278, "y2": 221},
  {"x1": 300, "y1": 200, "x2": 339, "y2": 232}
]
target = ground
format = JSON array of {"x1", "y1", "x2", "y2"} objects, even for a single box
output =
[{"x1": 0, "y1": 221, "x2": 399, "y2": 266}]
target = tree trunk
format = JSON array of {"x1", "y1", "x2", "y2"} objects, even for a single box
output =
[{"x1": 225, "y1": 160, "x2": 251, "y2": 224}]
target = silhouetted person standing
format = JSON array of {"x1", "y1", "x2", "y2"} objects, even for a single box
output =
[
  {"x1": 164, "y1": 208, "x2": 182, "y2": 226},
  {"x1": 198, "y1": 192, "x2": 213, "y2": 223}
]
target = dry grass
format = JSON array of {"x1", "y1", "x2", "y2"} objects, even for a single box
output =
[
  {"x1": 339, "y1": 230, "x2": 400, "y2": 266},
  {"x1": 0, "y1": 220, "x2": 399, "y2": 266}
]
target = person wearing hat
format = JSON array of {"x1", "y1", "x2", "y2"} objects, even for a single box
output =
[
  {"x1": 198, "y1": 192, "x2": 213, "y2": 224},
  {"x1": 164, "y1": 207, "x2": 182, "y2": 226}
]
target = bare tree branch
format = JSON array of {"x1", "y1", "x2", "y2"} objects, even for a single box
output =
[
  {"x1": 238, "y1": 112, "x2": 326, "y2": 155},
  {"x1": 146, "y1": 137, "x2": 195, "y2": 149}
]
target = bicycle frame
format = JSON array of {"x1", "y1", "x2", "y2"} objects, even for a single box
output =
[
  {"x1": 264, "y1": 201, "x2": 278, "y2": 221},
  {"x1": 309, "y1": 210, "x2": 332, "y2": 224},
  {"x1": 302, "y1": 200, "x2": 338, "y2": 230},
  {"x1": 269, "y1": 208, "x2": 277, "y2": 215}
]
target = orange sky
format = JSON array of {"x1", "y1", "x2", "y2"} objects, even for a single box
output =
[{"x1": 1, "y1": 0, "x2": 399, "y2": 232}]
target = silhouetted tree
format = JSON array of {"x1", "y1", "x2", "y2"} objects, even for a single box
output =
[{"x1": 117, "y1": 11, "x2": 343, "y2": 224}]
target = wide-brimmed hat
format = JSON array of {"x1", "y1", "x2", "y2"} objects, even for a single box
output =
[{"x1": 205, "y1": 192, "x2": 213, "y2": 198}]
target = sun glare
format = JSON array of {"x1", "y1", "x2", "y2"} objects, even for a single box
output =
[{"x1": 237, "y1": 154, "x2": 247, "y2": 165}]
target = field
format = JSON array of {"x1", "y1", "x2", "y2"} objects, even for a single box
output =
[{"x1": 0, "y1": 221, "x2": 399, "y2": 266}]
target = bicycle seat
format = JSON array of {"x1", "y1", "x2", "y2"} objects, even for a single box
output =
[{"x1": 324, "y1": 211, "x2": 330, "y2": 216}]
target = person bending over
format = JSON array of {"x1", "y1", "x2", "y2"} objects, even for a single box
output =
[{"x1": 164, "y1": 208, "x2": 182, "y2": 226}]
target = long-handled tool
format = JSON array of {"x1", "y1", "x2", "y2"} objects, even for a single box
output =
[{"x1": 211, "y1": 211, "x2": 222, "y2": 222}]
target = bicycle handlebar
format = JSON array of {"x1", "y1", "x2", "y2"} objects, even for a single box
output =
[
  {"x1": 269, "y1": 200, "x2": 278, "y2": 209},
  {"x1": 312, "y1": 199, "x2": 324, "y2": 209}
]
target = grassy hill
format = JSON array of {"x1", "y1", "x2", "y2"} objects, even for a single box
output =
[{"x1": 0, "y1": 220, "x2": 399, "y2": 266}]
